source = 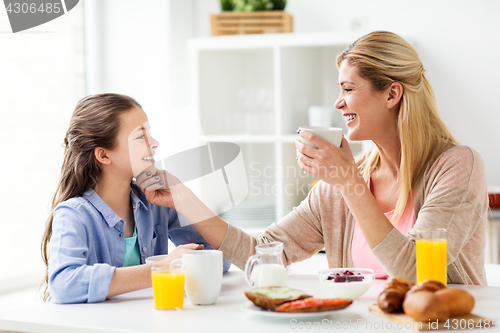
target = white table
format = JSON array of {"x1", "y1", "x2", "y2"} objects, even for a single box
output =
[{"x1": 0, "y1": 258, "x2": 499, "y2": 333}]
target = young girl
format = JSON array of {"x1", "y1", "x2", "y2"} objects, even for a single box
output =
[{"x1": 41, "y1": 93, "x2": 229, "y2": 304}]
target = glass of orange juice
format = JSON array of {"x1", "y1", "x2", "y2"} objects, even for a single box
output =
[
  {"x1": 416, "y1": 228, "x2": 447, "y2": 285},
  {"x1": 151, "y1": 264, "x2": 185, "y2": 310}
]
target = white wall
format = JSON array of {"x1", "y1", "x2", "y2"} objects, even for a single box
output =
[
  {"x1": 85, "y1": 0, "x2": 170, "y2": 159},
  {"x1": 85, "y1": 0, "x2": 204, "y2": 160},
  {"x1": 195, "y1": 0, "x2": 500, "y2": 187},
  {"x1": 0, "y1": 3, "x2": 85, "y2": 285}
]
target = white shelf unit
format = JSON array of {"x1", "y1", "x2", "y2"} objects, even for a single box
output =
[{"x1": 189, "y1": 33, "x2": 371, "y2": 228}]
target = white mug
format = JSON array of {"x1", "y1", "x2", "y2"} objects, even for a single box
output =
[
  {"x1": 308, "y1": 106, "x2": 334, "y2": 127},
  {"x1": 298, "y1": 126, "x2": 343, "y2": 148},
  {"x1": 170, "y1": 250, "x2": 223, "y2": 305}
]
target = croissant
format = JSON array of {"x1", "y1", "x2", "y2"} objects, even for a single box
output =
[{"x1": 377, "y1": 277, "x2": 415, "y2": 313}]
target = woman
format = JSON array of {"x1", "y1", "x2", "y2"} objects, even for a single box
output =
[
  {"x1": 41, "y1": 93, "x2": 229, "y2": 304},
  {"x1": 141, "y1": 31, "x2": 488, "y2": 285}
]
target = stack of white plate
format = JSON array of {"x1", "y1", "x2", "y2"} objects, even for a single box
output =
[{"x1": 219, "y1": 202, "x2": 276, "y2": 228}]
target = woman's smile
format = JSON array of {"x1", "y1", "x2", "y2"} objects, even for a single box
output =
[{"x1": 344, "y1": 113, "x2": 358, "y2": 126}]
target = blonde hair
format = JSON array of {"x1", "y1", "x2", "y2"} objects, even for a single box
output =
[{"x1": 337, "y1": 31, "x2": 457, "y2": 223}]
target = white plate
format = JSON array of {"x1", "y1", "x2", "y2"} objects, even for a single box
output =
[{"x1": 240, "y1": 302, "x2": 348, "y2": 319}]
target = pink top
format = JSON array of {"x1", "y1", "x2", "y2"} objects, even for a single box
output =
[{"x1": 351, "y1": 175, "x2": 416, "y2": 279}]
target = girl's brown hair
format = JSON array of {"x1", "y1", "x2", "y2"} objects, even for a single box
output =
[
  {"x1": 337, "y1": 31, "x2": 457, "y2": 224},
  {"x1": 41, "y1": 93, "x2": 141, "y2": 301}
]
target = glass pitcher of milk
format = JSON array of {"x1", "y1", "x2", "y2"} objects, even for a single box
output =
[{"x1": 245, "y1": 242, "x2": 289, "y2": 287}]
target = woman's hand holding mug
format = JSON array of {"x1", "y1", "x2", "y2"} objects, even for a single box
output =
[{"x1": 296, "y1": 128, "x2": 359, "y2": 191}]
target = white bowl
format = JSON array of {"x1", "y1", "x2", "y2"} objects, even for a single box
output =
[
  {"x1": 145, "y1": 254, "x2": 168, "y2": 264},
  {"x1": 319, "y1": 268, "x2": 375, "y2": 299}
]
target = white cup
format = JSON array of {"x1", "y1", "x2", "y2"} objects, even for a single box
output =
[
  {"x1": 145, "y1": 254, "x2": 168, "y2": 264},
  {"x1": 308, "y1": 106, "x2": 334, "y2": 127},
  {"x1": 298, "y1": 126, "x2": 343, "y2": 148},
  {"x1": 170, "y1": 250, "x2": 223, "y2": 305}
]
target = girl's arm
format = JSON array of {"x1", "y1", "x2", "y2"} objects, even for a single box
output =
[
  {"x1": 106, "y1": 264, "x2": 153, "y2": 298},
  {"x1": 49, "y1": 203, "x2": 200, "y2": 303},
  {"x1": 106, "y1": 243, "x2": 200, "y2": 298},
  {"x1": 49, "y1": 205, "x2": 114, "y2": 303}
]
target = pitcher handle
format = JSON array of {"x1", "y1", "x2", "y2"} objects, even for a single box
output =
[{"x1": 245, "y1": 255, "x2": 260, "y2": 287}]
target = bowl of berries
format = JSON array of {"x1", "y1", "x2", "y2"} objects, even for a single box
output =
[{"x1": 318, "y1": 268, "x2": 375, "y2": 299}]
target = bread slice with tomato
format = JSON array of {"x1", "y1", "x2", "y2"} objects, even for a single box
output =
[
  {"x1": 276, "y1": 297, "x2": 353, "y2": 313},
  {"x1": 244, "y1": 286, "x2": 353, "y2": 313},
  {"x1": 244, "y1": 286, "x2": 312, "y2": 311}
]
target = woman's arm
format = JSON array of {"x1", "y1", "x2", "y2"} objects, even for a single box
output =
[
  {"x1": 217, "y1": 188, "x2": 327, "y2": 269},
  {"x1": 167, "y1": 210, "x2": 232, "y2": 272},
  {"x1": 140, "y1": 176, "x2": 326, "y2": 270},
  {"x1": 371, "y1": 146, "x2": 488, "y2": 284},
  {"x1": 169, "y1": 192, "x2": 229, "y2": 250},
  {"x1": 136, "y1": 173, "x2": 237, "y2": 267},
  {"x1": 137, "y1": 171, "x2": 229, "y2": 249}
]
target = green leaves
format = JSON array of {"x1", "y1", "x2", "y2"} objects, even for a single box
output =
[
  {"x1": 271, "y1": 0, "x2": 287, "y2": 10},
  {"x1": 220, "y1": 0, "x2": 287, "y2": 12},
  {"x1": 233, "y1": 0, "x2": 273, "y2": 11},
  {"x1": 220, "y1": 0, "x2": 234, "y2": 11}
]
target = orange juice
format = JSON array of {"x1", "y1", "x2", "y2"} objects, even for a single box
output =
[
  {"x1": 151, "y1": 270, "x2": 185, "y2": 309},
  {"x1": 416, "y1": 239, "x2": 447, "y2": 285}
]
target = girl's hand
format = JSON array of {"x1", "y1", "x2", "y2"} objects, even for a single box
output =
[
  {"x1": 156, "y1": 243, "x2": 204, "y2": 266},
  {"x1": 295, "y1": 131, "x2": 359, "y2": 189},
  {"x1": 136, "y1": 169, "x2": 187, "y2": 208}
]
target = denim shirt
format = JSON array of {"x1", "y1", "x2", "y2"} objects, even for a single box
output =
[{"x1": 48, "y1": 184, "x2": 230, "y2": 304}]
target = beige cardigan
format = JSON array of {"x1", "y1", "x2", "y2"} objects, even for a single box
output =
[{"x1": 219, "y1": 145, "x2": 488, "y2": 285}]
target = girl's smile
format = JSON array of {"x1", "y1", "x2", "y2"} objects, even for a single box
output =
[{"x1": 142, "y1": 155, "x2": 155, "y2": 162}]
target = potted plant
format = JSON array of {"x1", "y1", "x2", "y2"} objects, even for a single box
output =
[
  {"x1": 220, "y1": 0, "x2": 287, "y2": 11},
  {"x1": 212, "y1": 0, "x2": 292, "y2": 36}
]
